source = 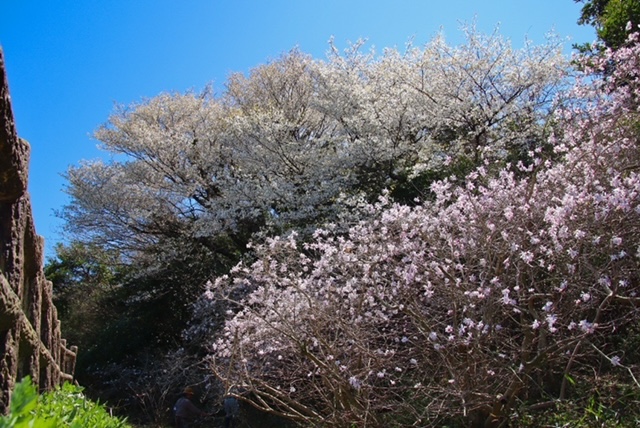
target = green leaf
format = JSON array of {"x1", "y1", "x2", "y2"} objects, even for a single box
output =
[
  {"x1": 9, "y1": 377, "x2": 38, "y2": 417},
  {"x1": 564, "y1": 373, "x2": 576, "y2": 386}
]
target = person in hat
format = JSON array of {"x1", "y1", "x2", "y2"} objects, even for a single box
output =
[{"x1": 173, "y1": 386, "x2": 208, "y2": 427}]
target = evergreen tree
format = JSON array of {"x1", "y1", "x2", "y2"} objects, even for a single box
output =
[{"x1": 575, "y1": 0, "x2": 640, "y2": 49}]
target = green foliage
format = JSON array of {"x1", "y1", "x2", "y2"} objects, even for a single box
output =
[
  {"x1": 45, "y1": 242, "x2": 129, "y2": 376},
  {"x1": 45, "y1": 238, "x2": 223, "y2": 363},
  {"x1": 577, "y1": 0, "x2": 612, "y2": 26},
  {"x1": 575, "y1": 0, "x2": 640, "y2": 49},
  {"x1": 45, "y1": 241, "x2": 128, "y2": 341},
  {"x1": 0, "y1": 377, "x2": 130, "y2": 428},
  {"x1": 599, "y1": 0, "x2": 640, "y2": 48},
  {"x1": 0, "y1": 376, "x2": 51, "y2": 428},
  {"x1": 515, "y1": 371, "x2": 640, "y2": 427}
]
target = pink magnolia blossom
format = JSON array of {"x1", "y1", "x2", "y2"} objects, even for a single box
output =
[{"x1": 193, "y1": 31, "x2": 640, "y2": 427}]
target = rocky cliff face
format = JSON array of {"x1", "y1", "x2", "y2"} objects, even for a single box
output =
[{"x1": 0, "y1": 48, "x2": 76, "y2": 414}]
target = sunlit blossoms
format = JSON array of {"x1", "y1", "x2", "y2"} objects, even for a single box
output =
[
  {"x1": 197, "y1": 32, "x2": 640, "y2": 427},
  {"x1": 63, "y1": 26, "x2": 567, "y2": 258}
]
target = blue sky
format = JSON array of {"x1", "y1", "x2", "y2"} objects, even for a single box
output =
[{"x1": 1, "y1": 1, "x2": 595, "y2": 260}]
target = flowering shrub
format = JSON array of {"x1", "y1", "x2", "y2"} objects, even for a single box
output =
[{"x1": 200, "y1": 32, "x2": 640, "y2": 427}]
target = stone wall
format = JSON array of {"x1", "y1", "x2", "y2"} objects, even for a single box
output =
[{"x1": 0, "y1": 48, "x2": 76, "y2": 414}]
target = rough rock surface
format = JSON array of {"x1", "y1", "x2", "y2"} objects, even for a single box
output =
[{"x1": 0, "y1": 48, "x2": 76, "y2": 414}]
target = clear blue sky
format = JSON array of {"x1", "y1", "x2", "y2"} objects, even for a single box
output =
[{"x1": 1, "y1": 1, "x2": 595, "y2": 260}]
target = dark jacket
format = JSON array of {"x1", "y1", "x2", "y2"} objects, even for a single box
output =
[{"x1": 174, "y1": 396, "x2": 205, "y2": 427}]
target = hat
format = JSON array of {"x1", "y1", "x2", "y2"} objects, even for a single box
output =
[{"x1": 183, "y1": 386, "x2": 195, "y2": 395}]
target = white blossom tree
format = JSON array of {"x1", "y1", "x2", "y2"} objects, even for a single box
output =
[
  {"x1": 62, "y1": 27, "x2": 568, "y2": 258},
  {"x1": 200, "y1": 32, "x2": 640, "y2": 427}
]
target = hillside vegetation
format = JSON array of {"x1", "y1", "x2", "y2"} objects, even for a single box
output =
[{"x1": 45, "y1": 12, "x2": 640, "y2": 427}]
